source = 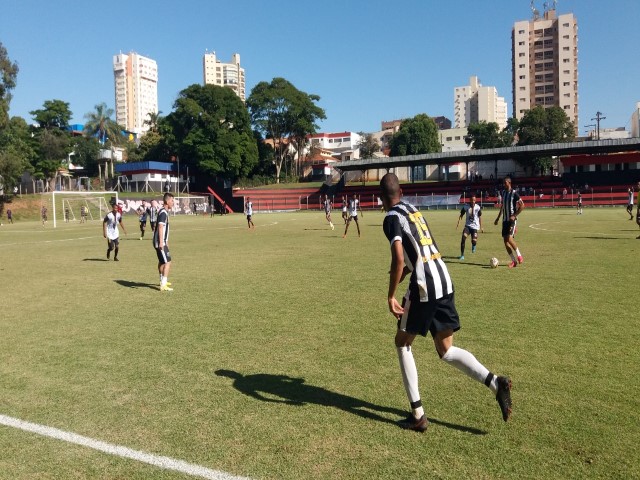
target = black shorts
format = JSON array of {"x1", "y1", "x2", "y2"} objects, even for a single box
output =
[
  {"x1": 155, "y1": 246, "x2": 171, "y2": 264},
  {"x1": 463, "y1": 226, "x2": 478, "y2": 239},
  {"x1": 349, "y1": 215, "x2": 358, "y2": 222},
  {"x1": 398, "y1": 292, "x2": 461, "y2": 337},
  {"x1": 140, "y1": 221, "x2": 146, "y2": 229},
  {"x1": 107, "y1": 238, "x2": 119, "y2": 248},
  {"x1": 501, "y1": 220, "x2": 515, "y2": 238},
  {"x1": 246, "y1": 214, "x2": 252, "y2": 221},
  {"x1": 150, "y1": 221, "x2": 156, "y2": 230}
]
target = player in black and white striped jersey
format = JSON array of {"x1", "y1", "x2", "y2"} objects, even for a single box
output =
[
  {"x1": 494, "y1": 176, "x2": 524, "y2": 268},
  {"x1": 381, "y1": 173, "x2": 511, "y2": 432},
  {"x1": 153, "y1": 193, "x2": 174, "y2": 291},
  {"x1": 456, "y1": 195, "x2": 483, "y2": 260}
]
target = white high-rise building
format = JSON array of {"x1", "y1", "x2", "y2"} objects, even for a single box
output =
[
  {"x1": 203, "y1": 52, "x2": 246, "y2": 101},
  {"x1": 454, "y1": 76, "x2": 508, "y2": 130},
  {"x1": 512, "y1": 8, "x2": 578, "y2": 133},
  {"x1": 113, "y1": 52, "x2": 158, "y2": 136}
]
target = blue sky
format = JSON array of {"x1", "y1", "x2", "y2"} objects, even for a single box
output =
[{"x1": 1, "y1": 0, "x2": 639, "y2": 135}]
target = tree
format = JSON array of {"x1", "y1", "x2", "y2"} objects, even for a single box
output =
[
  {"x1": 32, "y1": 128, "x2": 72, "y2": 190},
  {"x1": 143, "y1": 111, "x2": 162, "y2": 133},
  {"x1": 0, "y1": 117, "x2": 35, "y2": 190},
  {"x1": 30, "y1": 100, "x2": 72, "y2": 129},
  {"x1": 465, "y1": 121, "x2": 508, "y2": 149},
  {"x1": 389, "y1": 114, "x2": 441, "y2": 156},
  {"x1": 357, "y1": 132, "x2": 380, "y2": 159},
  {"x1": 70, "y1": 135, "x2": 101, "y2": 175},
  {"x1": 83, "y1": 103, "x2": 124, "y2": 146},
  {"x1": 164, "y1": 84, "x2": 258, "y2": 179},
  {"x1": 0, "y1": 42, "x2": 19, "y2": 129},
  {"x1": 516, "y1": 106, "x2": 575, "y2": 174},
  {"x1": 247, "y1": 78, "x2": 325, "y2": 182}
]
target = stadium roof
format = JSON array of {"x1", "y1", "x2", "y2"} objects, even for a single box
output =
[{"x1": 334, "y1": 138, "x2": 640, "y2": 172}]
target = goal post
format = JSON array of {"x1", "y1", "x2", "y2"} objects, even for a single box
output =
[{"x1": 51, "y1": 191, "x2": 118, "y2": 228}]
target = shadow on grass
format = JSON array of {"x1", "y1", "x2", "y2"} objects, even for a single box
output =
[
  {"x1": 575, "y1": 236, "x2": 623, "y2": 240},
  {"x1": 215, "y1": 370, "x2": 486, "y2": 435},
  {"x1": 83, "y1": 258, "x2": 109, "y2": 262},
  {"x1": 114, "y1": 279, "x2": 158, "y2": 290}
]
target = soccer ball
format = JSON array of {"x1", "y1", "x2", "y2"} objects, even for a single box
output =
[{"x1": 490, "y1": 257, "x2": 499, "y2": 269}]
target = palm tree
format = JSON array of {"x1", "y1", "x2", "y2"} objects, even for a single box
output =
[
  {"x1": 143, "y1": 111, "x2": 162, "y2": 133},
  {"x1": 83, "y1": 103, "x2": 123, "y2": 146}
]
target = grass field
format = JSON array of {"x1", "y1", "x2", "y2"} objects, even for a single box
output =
[{"x1": 0, "y1": 206, "x2": 638, "y2": 479}]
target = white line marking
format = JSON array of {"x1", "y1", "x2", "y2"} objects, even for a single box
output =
[
  {"x1": 529, "y1": 221, "x2": 628, "y2": 237},
  {"x1": 0, "y1": 414, "x2": 250, "y2": 480}
]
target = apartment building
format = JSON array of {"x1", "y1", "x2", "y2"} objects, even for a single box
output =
[
  {"x1": 113, "y1": 52, "x2": 158, "y2": 136},
  {"x1": 512, "y1": 8, "x2": 578, "y2": 133},
  {"x1": 454, "y1": 76, "x2": 507, "y2": 130},
  {"x1": 203, "y1": 51, "x2": 246, "y2": 101}
]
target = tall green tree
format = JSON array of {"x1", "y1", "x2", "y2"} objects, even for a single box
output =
[
  {"x1": 32, "y1": 128, "x2": 72, "y2": 189},
  {"x1": 0, "y1": 42, "x2": 19, "y2": 129},
  {"x1": 164, "y1": 84, "x2": 258, "y2": 179},
  {"x1": 70, "y1": 135, "x2": 101, "y2": 175},
  {"x1": 516, "y1": 106, "x2": 575, "y2": 174},
  {"x1": 0, "y1": 116, "x2": 35, "y2": 190},
  {"x1": 83, "y1": 103, "x2": 124, "y2": 146},
  {"x1": 30, "y1": 100, "x2": 72, "y2": 129},
  {"x1": 247, "y1": 78, "x2": 325, "y2": 182},
  {"x1": 465, "y1": 121, "x2": 508, "y2": 149},
  {"x1": 357, "y1": 131, "x2": 380, "y2": 159},
  {"x1": 389, "y1": 114, "x2": 441, "y2": 156}
]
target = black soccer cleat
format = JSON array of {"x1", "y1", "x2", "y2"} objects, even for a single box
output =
[
  {"x1": 496, "y1": 376, "x2": 512, "y2": 422},
  {"x1": 398, "y1": 414, "x2": 429, "y2": 433}
]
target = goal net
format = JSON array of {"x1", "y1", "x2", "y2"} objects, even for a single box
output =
[{"x1": 51, "y1": 191, "x2": 118, "y2": 228}]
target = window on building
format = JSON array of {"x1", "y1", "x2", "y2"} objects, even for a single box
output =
[
  {"x1": 519, "y1": 29, "x2": 525, "y2": 34},
  {"x1": 563, "y1": 58, "x2": 570, "y2": 63},
  {"x1": 563, "y1": 69, "x2": 570, "y2": 74},
  {"x1": 520, "y1": 86, "x2": 526, "y2": 91},
  {"x1": 519, "y1": 52, "x2": 525, "y2": 57},
  {"x1": 519, "y1": 75, "x2": 526, "y2": 79},
  {"x1": 563, "y1": 23, "x2": 570, "y2": 27},
  {"x1": 519, "y1": 41, "x2": 525, "y2": 45},
  {"x1": 455, "y1": 136, "x2": 461, "y2": 140},
  {"x1": 520, "y1": 64, "x2": 526, "y2": 68},
  {"x1": 446, "y1": 137, "x2": 452, "y2": 141}
]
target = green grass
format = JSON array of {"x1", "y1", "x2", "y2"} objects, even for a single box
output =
[{"x1": 0, "y1": 207, "x2": 639, "y2": 479}]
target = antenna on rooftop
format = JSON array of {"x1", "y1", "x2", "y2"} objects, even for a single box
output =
[{"x1": 530, "y1": 0, "x2": 540, "y2": 19}]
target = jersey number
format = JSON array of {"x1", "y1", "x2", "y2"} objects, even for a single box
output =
[{"x1": 408, "y1": 212, "x2": 433, "y2": 246}]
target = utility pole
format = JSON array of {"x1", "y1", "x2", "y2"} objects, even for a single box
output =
[{"x1": 591, "y1": 112, "x2": 606, "y2": 140}]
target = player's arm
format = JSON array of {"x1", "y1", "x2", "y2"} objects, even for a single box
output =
[
  {"x1": 388, "y1": 240, "x2": 405, "y2": 318},
  {"x1": 478, "y1": 210, "x2": 483, "y2": 233},
  {"x1": 512, "y1": 199, "x2": 524, "y2": 220},
  {"x1": 119, "y1": 218, "x2": 127, "y2": 235},
  {"x1": 157, "y1": 222, "x2": 166, "y2": 248},
  {"x1": 457, "y1": 208, "x2": 465, "y2": 229},
  {"x1": 494, "y1": 207, "x2": 502, "y2": 225},
  {"x1": 102, "y1": 219, "x2": 107, "y2": 238}
]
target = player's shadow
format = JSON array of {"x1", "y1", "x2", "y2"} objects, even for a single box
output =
[
  {"x1": 82, "y1": 258, "x2": 109, "y2": 262},
  {"x1": 114, "y1": 279, "x2": 158, "y2": 290},
  {"x1": 215, "y1": 370, "x2": 486, "y2": 435},
  {"x1": 575, "y1": 236, "x2": 622, "y2": 240}
]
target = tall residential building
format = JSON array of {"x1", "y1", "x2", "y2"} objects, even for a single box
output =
[
  {"x1": 113, "y1": 52, "x2": 158, "y2": 136},
  {"x1": 454, "y1": 76, "x2": 508, "y2": 130},
  {"x1": 203, "y1": 52, "x2": 246, "y2": 101},
  {"x1": 512, "y1": 8, "x2": 578, "y2": 132}
]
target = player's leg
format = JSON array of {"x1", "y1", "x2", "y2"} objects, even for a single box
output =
[
  {"x1": 106, "y1": 239, "x2": 113, "y2": 259},
  {"x1": 508, "y1": 235, "x2": 523, "y2": 264},
  {"x1": 354, "y1": 217, "x2": 361, "y2": 237},
  {"x1": 459, "y1": 231, "x2": 468, "y2": 259},
  {"x1": 113, "y1": 238, "x2": 119, "y2": 261},
  {"x1": 343, "y1": 217, "x2": 351, "y2": 237},
  {"x1": 431, "y1": 295, "x2": 511, "y2": 421},
  {"x1": 471, "y1": 230, "x2": 478, "y2": 253}
]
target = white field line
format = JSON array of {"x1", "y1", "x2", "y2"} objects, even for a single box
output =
[
  {"x1": 529, "y1": 221, "x2": 628, "y2": 237},
  {"x1": 0, "y1": 414, "x2": 250, "y2": 480}
]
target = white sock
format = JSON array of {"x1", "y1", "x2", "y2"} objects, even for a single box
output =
[
  {"x1": 442, "y1": 346, "x2": 496, "y2": 393},
  {"x1": 397, "y1": 346, "x2": 423, "y2": 417},
  {"x1": 515, "y1": 248, "x2": 521, "y2": 257},
  {"x1": 160, "y1": 275, "x2": 165, "y2": 286}
]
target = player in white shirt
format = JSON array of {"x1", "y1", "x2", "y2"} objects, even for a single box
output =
[
  {"x1": 323, "y1": 195, "x2": 334, "y2": 230},
  {"x1": 103, "y1": 200, "x2": 127, "y2": 261},
  {"x1": 342, "y1": 194, "x2": 363, "y2": 238},
  {"x1": 245, "y1": 197, "x2": 255, "y2": 229},
  {"x1": 341, "y1": 196, "x2": 349, "y2": 224},
  {"x1": 627, "y1": 187, "x2": 634, "y2": 220},
  {"x1": 456, "y1": 196, "x2": 483, "y2": 260}
]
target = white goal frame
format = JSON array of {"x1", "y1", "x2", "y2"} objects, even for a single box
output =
[{"x1": 51, "y1": 191, "x2": 118, "y2": 228}]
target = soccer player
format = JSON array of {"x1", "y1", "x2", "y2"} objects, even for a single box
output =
[
  {"x1": 577, "y1": 192, "x2": 583, "y2": 215},
  {"x1": 80, "y1": 205, "x2": 87, "y2": 224},
  {"x1": 323, "y1": 195, "x2": 334, "y2": 230},
  {"x1": 103, "y1": 200, "x2": 127, "y2": 261},
  {"x1": 636, "y1": 181, "x2": 640, "y2": 239},
  {"x1": 147, "y1": 200, "x2": 158, "y2": 232},
  {"x1": 154, "y1": 193, "x2": 174, "y2": 291},
  {"x1": 627, "y1": 187, "x2": 634, "y2": 220},
  {"x1": 343, "y1": 194, "x2": 362, "y2": 238},
  {"x1": 341, "y1": 196, "x2": 349, "y2": 224},
  {"x1": 6, "y1": 209, "x2": 12, "y2": 224},
  {"x1": 64, "y1": 206, "x2": 70, "y2": 223},
  {"x1": 245, "y1": 197, "x2": 255, "y2": 229},
  {"x1": 494, "y1": 176, "x2": 524, "y2": 268},
  {"x1": 137, "y1": 203, "x2": 148, "y2": 240},
  {"x1": 41, "y1": 205, "x2": 48, "y2": 226},
  {"x1": 380, "y1": 173, "x2": 511, "y2": 432},
  {"x1": 456, "y1": 195, "x2": 483, "y2": 260}
]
